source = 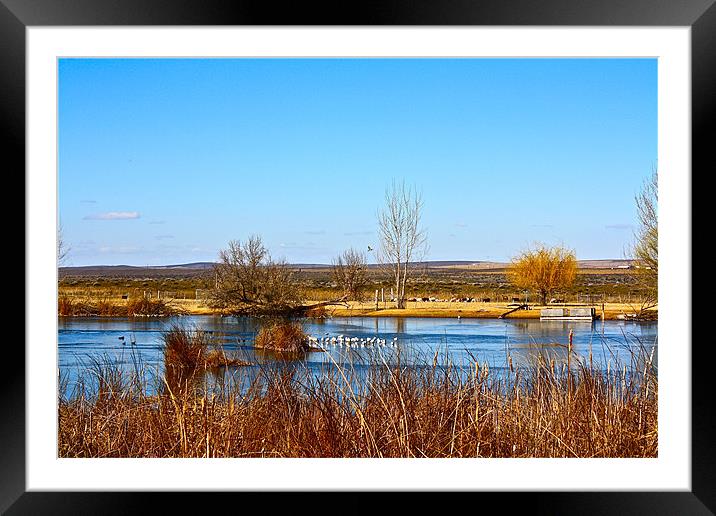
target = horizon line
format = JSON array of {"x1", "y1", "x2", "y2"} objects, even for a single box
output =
[{"x1": 59, "y1": 258, "x2": 635, "y2": 269}]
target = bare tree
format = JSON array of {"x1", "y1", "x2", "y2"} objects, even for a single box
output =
[
  {"x1": 377, "y1": 180, "x2": 427, "y2": 309},
  {"x1": 332, "y1": 248, "x2": 368, "y2": 301},
  {"x1": 508, "y1": 244, "x2": 577, "y2": 306},
  {"x1": 58, "y1": 223, "x2": 70, "y2": 265},
  {"x1": 633, "y1": 170, "x2": 658, "y2": 286},
  {"x1": 211, "y1": 235, "x2": 303, "y2": 316},
  {"x1": 629, "y1": 169, "x2": 658, "y2": 314}
]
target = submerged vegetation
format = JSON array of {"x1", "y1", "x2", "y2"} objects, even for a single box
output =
[{"x1": 58, "y1": 327, "x2": 657, "y2": 458}]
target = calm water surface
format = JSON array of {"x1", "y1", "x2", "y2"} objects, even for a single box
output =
[{"x1": 58, "y1": 315, "x2": 657, "y2": 396}]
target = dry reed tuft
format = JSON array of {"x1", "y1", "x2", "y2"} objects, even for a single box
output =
[
  {"x1": 163, "y1": 326, "x2": 211, "y2": 371},
  {"x1": 163, "y1": 325, "x2": 250, "y2": 372},
  {"x1": 58, "y1": 295, "x2": 178, "y2": 317},
  {"x1": 58, "y1": 338, "x2": 657, "y2": 458},
  {"x1": 125, "y1": 297, "x2": 176, "y2": 316},
  {"x1": 254, "y1": 320, "x2": 308, "y2": 352},
  {"x1": 204, "y1": 350, "x2": 252, "y2": 368},
  {"x1": 58, "y1": 295, "x2": 75, "y2": 316},
  {"x1": 96, "y1": 297, "x2": 127, "y2": 316}
]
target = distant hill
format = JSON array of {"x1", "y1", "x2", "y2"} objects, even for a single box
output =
[
  {"x1": 59, "y1": 259, "x2": 634, "y2": 278},
  {"x1": 157, "y1": 262, "x2": 215, "y2": 269},
  {"x1": 577, "y1": 259, "x2": 634, "y2": 269}
]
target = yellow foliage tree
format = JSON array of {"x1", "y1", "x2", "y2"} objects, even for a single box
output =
[{"x1": 508, "y1": 244, "x2": 577, "y2": 305}]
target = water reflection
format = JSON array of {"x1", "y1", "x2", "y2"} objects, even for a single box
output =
[
  {"x1": 254, "y1": 348, "x2": 312, "y2": 362},
  {"x1": 392, "y1": 317, "x2": 407, "y2": 335},
  {"x1": 59, "y1": 315, "x2": 657, "y2": 397},
  {"x1": 509, "y1": 342, "x2": 570, "y2": 369}
]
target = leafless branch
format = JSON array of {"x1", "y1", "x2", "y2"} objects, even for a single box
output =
[
  {"x1": 332, "y1": 248, "x2": 368, "y2": 301},
  {"x1": 211, "y1": 235, "x2": 303, "y2": 316},
  {"x1": 58, "y1": 223, "x2": 70, "y2": 265},
  {"x1": 377, "y1": 180, "x2": 427, "y2": 308}
]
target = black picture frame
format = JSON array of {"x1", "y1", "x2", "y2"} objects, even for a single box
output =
[{"x1": 5, "y1": 0, "x2": 708, "y2": 512}]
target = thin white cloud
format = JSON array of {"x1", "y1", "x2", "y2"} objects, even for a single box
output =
[
  {"x1": 84, "y1": 211, "x2": 140, "y2": 220},
  {"x1": 344, "y1": 230, "x2": 372, "y2": 236},
  {"x1": 155, "y1": 234, "x2": 175, "y2": 240},
  {"x1": 304, "y1": 230, "x2": 326, "y2": 235},
  {"x1": 279, "y1": 242, "x2": 324, "y2": 251},
  {"x1": 98, "y1": 245, "x2": 141, "y2": 253}
]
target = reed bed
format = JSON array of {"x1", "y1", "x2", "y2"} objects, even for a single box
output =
[
  {"x1": 58, "y1": 295, "x2": 178, "y2": 317},
  {"x1": 254, "y1": 320, "x2": 309, "y2": 352},
  {"x1": 163, "y1": 325, "x2": 251, "y2": 373},
  {"x1": 58, "y1": 328, "x2": 657, "y2": 458}
]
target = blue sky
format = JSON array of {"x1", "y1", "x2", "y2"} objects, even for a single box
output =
[{"x1": 59, "y1": 58, "x2": 656, "y2": 266}]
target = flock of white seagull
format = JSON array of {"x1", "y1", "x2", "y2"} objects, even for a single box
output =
[
  {"x1": 119, "y1": 332, "x2": 399, "y2": 350},
  {"x1": 305, "y1": 334, "x2": 399, "y2": 349}
]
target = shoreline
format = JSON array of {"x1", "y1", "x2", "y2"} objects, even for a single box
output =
[{"x1": 58, "y1": 298, "x2": 657, "y2": 321}]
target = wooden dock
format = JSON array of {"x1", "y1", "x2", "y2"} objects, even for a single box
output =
[{"x1": 540, "y1": 307, "x2": 596, "y2": 321}]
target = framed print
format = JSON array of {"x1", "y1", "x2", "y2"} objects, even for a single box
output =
[{"x1": 5, "y1": 0, "x2": 710, "y2": 513}]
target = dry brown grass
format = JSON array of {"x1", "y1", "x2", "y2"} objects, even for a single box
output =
[
  {"x1": 163, "y1": 325, "x2": 250, "y2": 372},
  {"x1": 57, "y1": 295, "x2": 178, "y2": 317},
  {"x1": 58, "y1": 292, "x2": 657, "y2": 321},
  {"x1": 58, "y1": 331, "x2": 657, "y2": 458},
  {"x1": 126, "y1": 297, "x2": 176, "y2": 316},
  {"x1": 327, "y1": 301, "x2": 657, "y2": 320},
  {"x1": 254, "y1": 320, "x2": 309, "y2": 352},
  {"x1": 58, "y1": 295, "x2": 76, "y2": 316},
  {"x1": 304, "y1": 304, "x2": 329, "y2": 318}
]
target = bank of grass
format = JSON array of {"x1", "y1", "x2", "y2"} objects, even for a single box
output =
[
  {"x1": 58, "y1": 295, "x2": 179, "y2": 317},
  {"x1": 58, "y1": 292, "x2": 657, "y2": 320},
  {"x1": 323, "y1": 301, "x2": 657, "y2": 320},
  {"x1": 60, "y1": 266, "x2": 654, "y2": 312},
  {"x1": 58, "y1": 328, "x2": 657, "y2": 458},
  {"x1": 254, "y1": 320, "x2": 309, "y2": 352},
  {"x1": 163, "y1": 325, "x2": 251, "y2": 372}
]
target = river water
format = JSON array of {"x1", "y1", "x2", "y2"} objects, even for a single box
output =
[{"x1": 58, "y1": 315, "x2": 657, "y2": 396}]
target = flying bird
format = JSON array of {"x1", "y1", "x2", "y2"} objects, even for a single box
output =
[{"x1": 367, "y1": 245, "x2": 373, "y2": 252}]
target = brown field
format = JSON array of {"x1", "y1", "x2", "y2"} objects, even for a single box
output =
[
  {"x1": 58, "y1": 262, "x2": 656, "y2": 319},
  {"x1": 57, "y1": 295, "x2": 657, "y2": 321},
  {"x1": 326, "y1": 301, "x2": 656, "y2": 320}
]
